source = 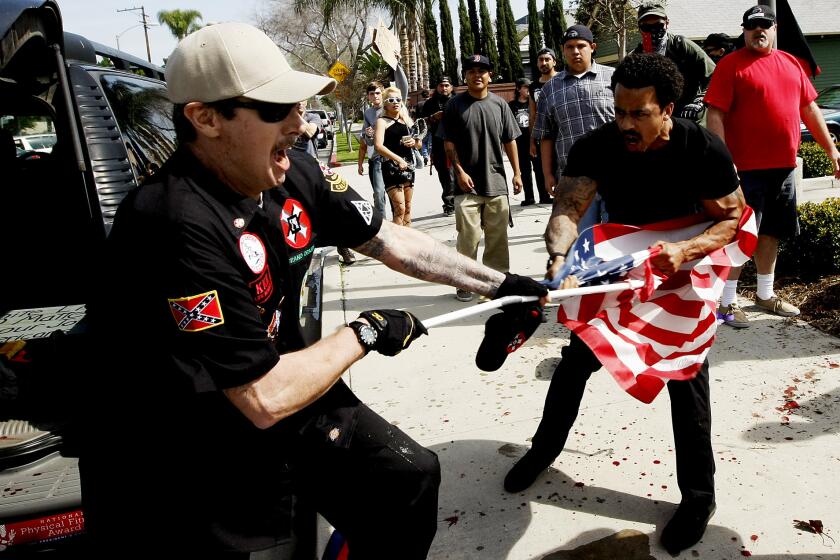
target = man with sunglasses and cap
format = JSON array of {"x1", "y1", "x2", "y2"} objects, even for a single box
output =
[
  {"x1": 705, "y1": 5, "x2": 840, "y2": 329},
  {"x1": 633, "y1": 1, "x2": 715, "y2": 123},
  {"x1": 80, "y1": 23, "x2": 547, "y2": 558},
  {"x1": 421, "y1": 76, "x2": 456, "y2": 215},
  {"x1": 702, "y1": 33, "x2": 734, "y2": 64}
]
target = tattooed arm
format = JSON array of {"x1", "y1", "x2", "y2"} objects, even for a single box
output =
[{"x1": 354, "y1": 220, "x2": 505, "y2": 296}]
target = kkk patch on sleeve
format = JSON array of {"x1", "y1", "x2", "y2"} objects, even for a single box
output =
[{"x1": 168, "y1": 290, "x2": 225, "y2": 332}]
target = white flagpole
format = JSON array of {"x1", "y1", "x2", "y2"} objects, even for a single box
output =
[{"x1": 421, "y1": 280, "x2": 645, "y2": 329}]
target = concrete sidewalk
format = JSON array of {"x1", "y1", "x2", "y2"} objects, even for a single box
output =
[{"x1": 321, "y1": 161, "x2": 840, "y2": 559}]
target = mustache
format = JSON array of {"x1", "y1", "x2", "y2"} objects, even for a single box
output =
[{"x1": 622, "y1": 131, "x2": 641, "y2": 141}]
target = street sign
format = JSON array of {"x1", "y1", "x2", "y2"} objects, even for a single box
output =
[{"x1": 328, "y1": 61, "x2": 351, "y2": 83}]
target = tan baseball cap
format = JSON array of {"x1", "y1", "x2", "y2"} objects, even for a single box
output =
[{"x1": 166, "y1": 22, "x2": 336, "y2": 104}]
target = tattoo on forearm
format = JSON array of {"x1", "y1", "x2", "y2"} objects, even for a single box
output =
[
  {"x1": 544, "y1": 176, "x2": 597, "y2": 255},
  {"x1": 444, "y1": 143, "x2": 460, "y2": 166},
  {"x1": 355, "y1": 226, "x2": 389, "y2": 259}
]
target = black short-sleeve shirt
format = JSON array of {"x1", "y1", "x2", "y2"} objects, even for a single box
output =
[
  {"x1": 93, "y1": 149, "x2": 381, "y2": 393},
  {"x1": 562, "y1": 118, "x2": 739, "y2": 225}
]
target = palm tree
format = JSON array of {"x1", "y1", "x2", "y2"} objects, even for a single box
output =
[{"x1": 156, "y1": 9, "x2": 203, "y2": 41}]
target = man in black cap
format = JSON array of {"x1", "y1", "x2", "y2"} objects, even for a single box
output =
[
  {"x1": 510, "y1": 77, "x2": 539, "y2": 206},
  {"x1": 533, "y1": 25, "x2": 614, "y2": 232},
  {"x1": 527, "y1": 47, "x2": 559, "y2": 205},
  {"x1": 705, "y1": 4, "x2": 840, "y2": 328},
  {"x1": 422, "y1": 76, "x2": 456, "y2": 215},
  {"x1": 440, "y1": 54, "x2": 523, "y2": 302},
  {"x1": 633, "y1": 0, "x2": 715, "y2": 122},
  {"x1": 703, "y1": 33, "x2": 734, "y2": 64}
]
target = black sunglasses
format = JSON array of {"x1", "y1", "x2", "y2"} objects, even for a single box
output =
[
  {"x1": 639, "y1": 22, "x2": 666, "y2": 33},
  {"x1": 743, "y1": 20, "x2": 773, "y2": 30},
  {"x1": 220, "y1": 99, "x2": 297, "y2": 123}
]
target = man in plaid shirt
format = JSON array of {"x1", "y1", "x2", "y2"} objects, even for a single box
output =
[{"x1": 533, "y1": 25, "x2": 615, "y2": 232}]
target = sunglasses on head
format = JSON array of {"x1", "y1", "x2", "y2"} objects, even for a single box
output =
[
  {"x1": 743, "y1": 20, "x2": 773, "y2": 30},
  {"x1": 639, "y1": 22, "x2": 666, "y2": 33},
  {"x1": 222, "y1": 99, "x2": 296, "y2": 123},
  {"x1": 385, "y1": 97, "x2": 402, "y2": 104}
]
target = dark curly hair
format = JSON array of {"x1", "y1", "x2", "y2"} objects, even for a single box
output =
[{"x1": 611, "y1": 53, "x2": 684, "y2": 109}]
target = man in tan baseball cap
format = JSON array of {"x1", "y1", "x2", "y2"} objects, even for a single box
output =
[{"x1": 82, "y1": 20, "x2": 551, "y2": 558}]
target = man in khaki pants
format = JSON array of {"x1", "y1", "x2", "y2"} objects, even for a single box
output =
[{"x1": 440, "y1": 54, "x2": 523, "y2": 301}]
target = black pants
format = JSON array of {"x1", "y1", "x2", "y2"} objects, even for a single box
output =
[
  {"x1": 515, "y1": 135, "x2": 535, "y2": 203},
  {"x1": 431, "y1": 137, "x2": 454, "y2": 211},
  {"x1": 531, "y1": 334, "x2": 715, "y2": 505},
  {"x1": 531, "y1": 139, "x2": 551, "y2": 203}
]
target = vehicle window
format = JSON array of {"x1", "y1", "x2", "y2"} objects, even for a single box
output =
[
  {"x1": 817, "y1": 87, "x2": 840, "y2": 109},
  {"x1": 100, "y1": 74, "x2": 176, "y2": 184}
]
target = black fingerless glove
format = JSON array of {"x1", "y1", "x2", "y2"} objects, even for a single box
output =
[
  {"x1": 494, "y1": 273, "x2": 549, "y2": 300},
  {"x1": 357, "y1": 309, "x2": 428, "y2": 356}
]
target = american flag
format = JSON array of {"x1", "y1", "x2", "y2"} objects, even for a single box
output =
[{"x1": 547, "y1": 208, "x2": 757, "y2": 403}]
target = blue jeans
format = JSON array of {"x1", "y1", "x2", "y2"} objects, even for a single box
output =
[
  {"x1": 421, "y1": 134, "x2": 431, "y2": 158},
  {"x1": 368, "y1": 156, "x2": 387, "y2": 218}
]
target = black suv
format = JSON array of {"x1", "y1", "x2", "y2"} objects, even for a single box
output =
[{"x1": 1, "y1": 2, "x2": 322, "y2": 555}]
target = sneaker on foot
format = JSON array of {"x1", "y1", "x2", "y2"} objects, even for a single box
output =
[
  {"x1": 455, "y1": 289, "x2": 474, "y2": 302},
  {"x1": 717, "y1": 303, "x2": 749, "y2": 328},
  {"x1": 503, "y1": 449, "x2": 556, "y2": 493},
  {"x1": 661, "y1": 500, "x2": 716, "y2": 555},
  {"x1": 443, "y1": 207, "x2": 455, "y2": 217},
  {"x1": 520, "y1": 199, "x2": 535, "y2": 207},
  {"x1": 755, "y1": 295, "x2": 800, "y2": 317},
  {"x1": 337, "y1": 247, "x2": 356, "y2": 265}
]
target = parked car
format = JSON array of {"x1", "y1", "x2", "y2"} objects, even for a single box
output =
[
  {"x1": 13, "y1": 132, "x2": 57, "y2": 154},
  {"x1": 306, "y1": 109, "x2": 333, "y2": 140},
  {"x1": 801, "y1": 84, "x2": 840, "y2": 144},
  {"x1": 1, "y1": 1, "x2": 323, "y2": 554}
]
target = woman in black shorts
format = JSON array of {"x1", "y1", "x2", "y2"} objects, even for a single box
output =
[{"x1": 374, "y1": 87, "x2": 419, "y2": 226}]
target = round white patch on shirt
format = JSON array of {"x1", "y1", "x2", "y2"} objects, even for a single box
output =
[{"x1": 239, "y1": 232, "x2": 267, "y2": 274}]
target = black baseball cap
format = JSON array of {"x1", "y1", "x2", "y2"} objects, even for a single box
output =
[
  {"x1": 515, "y1": 77, "x2": 531, "y2": 88},
  {"x1": 742, "y1": 5, "x2": 775, "y2": 26},
  {"x1": 562, "y1": 24, "x2": 595, "y2": 44},
  {"x1": 475, "y1": 304, "x2": 543, "y2": 372},
  {"x1": 703, "y1": 33, "x2": 731, "y2": 49},
  {"x1": 463, "y1": 53, "x2": 492, "y2": 71},
  {"x1": 536, "y1": 47, "x2": 556, "y2": 60},
  {"x1": 437, "y1": 76, "x2": 452, "y2": 85}
]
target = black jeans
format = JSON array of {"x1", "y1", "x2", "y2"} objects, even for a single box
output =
[
  {"x1": 431, "y1": 136, "x2": 454, "y2": 211},
  {"x1": 531, "y1": 334, "x2": 715, "y2": 505},
  {"x1": 531, "y1": 139, "x2": 551, "y2": 203},
  {"x1": 515, "y1": 134, "x2": 535, "y2": 202}
]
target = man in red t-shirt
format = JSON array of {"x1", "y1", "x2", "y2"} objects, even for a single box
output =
[{"x1": 705, "y1": 4, "x2": 840, "y2": 328}]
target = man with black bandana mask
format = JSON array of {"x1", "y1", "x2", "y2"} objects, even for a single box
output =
[{"x1": 632, "y1": 1, "x2": 715, "y2": 123}]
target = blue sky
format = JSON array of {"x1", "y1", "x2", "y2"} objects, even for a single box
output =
[{"x1": 59, "y1": 0, "x2": 532, "y2": 67}]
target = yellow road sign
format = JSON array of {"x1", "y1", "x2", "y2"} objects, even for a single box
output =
[{"x1": 328, "y1": 61, "x2": 351, "y2": 83}]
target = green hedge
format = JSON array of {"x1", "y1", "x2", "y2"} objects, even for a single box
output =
[
  {"x1": 798, "y1": 141, "x2": 839, "y2": 178},
  {"x1": 778, "y1": 197, "x2": 840, "y2": 277}
]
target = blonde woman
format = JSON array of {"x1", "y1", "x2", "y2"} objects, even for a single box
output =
[{"x1": 374, "y1": 87, "x2": 419, "y2": 226}]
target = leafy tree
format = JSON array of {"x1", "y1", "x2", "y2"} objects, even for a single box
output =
[
  {"x1": 572, "y1": 0, "x2": 634, "y2": 59},
  {"x1": 458, "y1": 0, "x2": 476, "y2": 62},
  {"x1": 478, "y1": 0, "x2": 499, "y2": 72},
  {"x1": 156, "y1": 9, "x2": 203, "y2": 41},
  {"x1": 467, "y1": 0, "x2": 481, "y2": 52},
  {"x1": 440, "y1": 0, "x2": 460, "y2": 84},
  {"x1": 527, "y1": 0, "x2": 542, "y2": 77},
  {"x1": 543, "y1": 0, "x2": 556, "y2": 52},
  {"x1": 495, "y1": 0, "x2": 513, "y2": 81},
  {"x1": 500, "y1": 0, "x2": 524, "y2": 80},
  {"x1": 423, "y1": 0, "x2": 444, "y2": 87}
]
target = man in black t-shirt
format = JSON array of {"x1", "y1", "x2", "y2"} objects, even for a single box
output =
[
  {"x1": 509, "y1": 77, "x2": 537, "y2": 206},
  {"x1": 505, "y1": 53, "x2": 745, "y2": 556},
  {"x1": 422, "y1": 76, "x2": 455, "y2": 215},
  {"x1": 528, "y1": 47, "x2": 558, "y2": 204},
  {"x1": 80, "y1": 24, "x2": 548, "y2": 558}
]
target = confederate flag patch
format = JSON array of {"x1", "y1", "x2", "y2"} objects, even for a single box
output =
[{"x1": 168, "y1": 290, "x2": 225, "y2": 332}]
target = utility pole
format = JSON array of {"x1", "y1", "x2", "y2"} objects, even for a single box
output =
[{"x1": 118, "y1": 6, "x2": 152, "y2": 62}]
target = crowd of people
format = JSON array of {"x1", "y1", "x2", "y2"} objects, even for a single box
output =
[{"x1": 75, "y1": 2, "x2": 840, "y2": 559}]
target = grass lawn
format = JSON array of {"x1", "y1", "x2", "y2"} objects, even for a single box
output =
[{"x1": 332, "y1": 128, "x2": 361, "y2": 164}]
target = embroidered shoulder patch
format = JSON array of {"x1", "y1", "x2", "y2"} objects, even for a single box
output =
[
  {"x1": 168, "y1": 290, "x2": 225, "y2": 332},
  {"x1": 325, "y1": 171, "x2": 348, "y2": 193},
  {"x1": 351, "y1": 200, "x2": 373, "y2": 226}
]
